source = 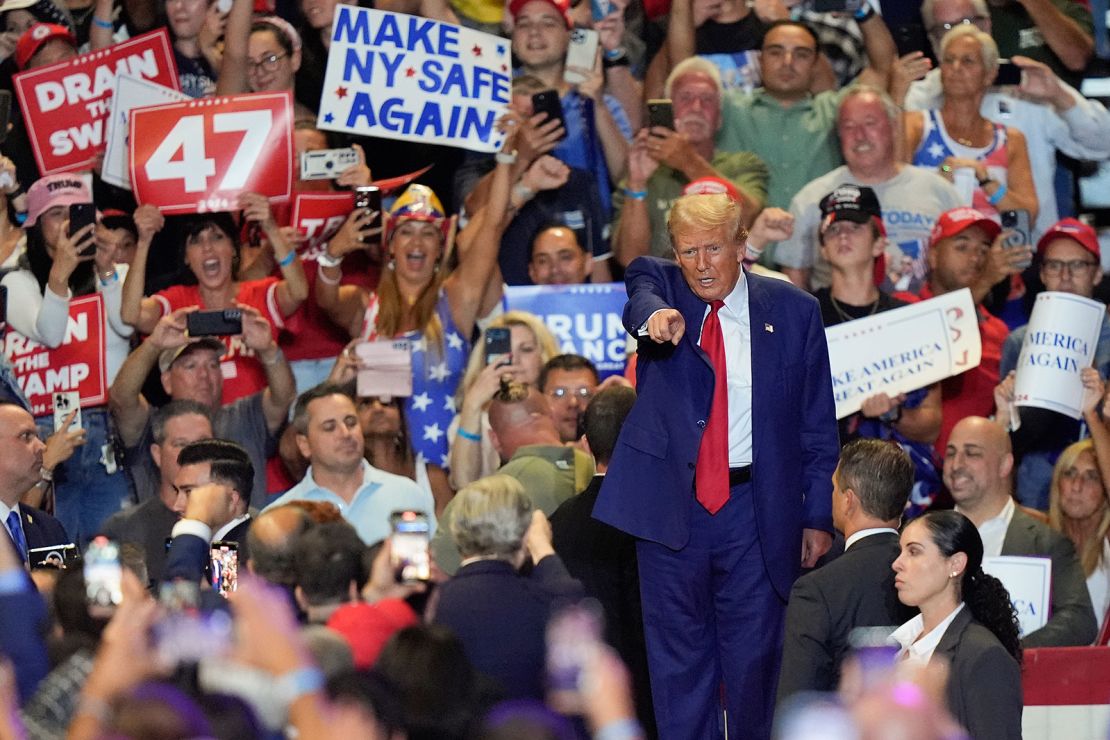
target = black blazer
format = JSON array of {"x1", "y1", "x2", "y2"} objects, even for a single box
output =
[
  {"x1": 935, "y1": 607, "x2": 1023, "y2": 740},
  {"x1": 777, "y1": 531, "x2": 916, "y2": 702},
  {"x1": 21, "y1": 505, "x2": 71, "y2": 552}
]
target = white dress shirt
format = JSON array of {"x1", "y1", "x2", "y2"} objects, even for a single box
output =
[
  {"x1": 845, "y1": 527, "x2": 899, "y2": 551},
  {"x1": 699, "y1": 272, "x2": 753, "y2": 467},
  {"x1": 960, "y1": 498, "x2": 1015, "y2": 559},
  {"x1": 890, "y1": 602, "x2": 966, "y2": 666}
]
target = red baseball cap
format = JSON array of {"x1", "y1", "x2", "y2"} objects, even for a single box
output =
[
  {"x1": 15, "y1": 23, "x2": 76, "y2": 70},
  {"x1": 929, "y1": 207, "x2": 1001, "y2": 247},
  {"x1": 508, "y1": 0, "x2": 571, "y2": 27},
  {"x1": 1035, "y1": 217, "x2": 1100, "y2": 261},
  {"x1": 683, "y1": 176, "x2": 741, "y2": 202}
]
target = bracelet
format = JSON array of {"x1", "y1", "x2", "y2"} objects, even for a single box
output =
[
  {"x1": 317, "y1": 250, "x2": 343, "y2": 269},
  {"x1": 987, "y1": 183, "x2": 1007, "y2": 206},
  {"x1": 275, "y1": 667, "x2": 325, "y2": 705},
  {"x1": 604, "y1": 46, "x2": 626, "y2": 61},
  {"x1": 315, "y1": 264, "x2": 341, "y2": 285},
  {"x1": 511, "y1": 182, "x2": 535, "y2": 202},
  {"x1": 261, "y1": 347, "x2": 284, "y2": 366},
  {"x1": 277, "y1": 250, "x2": 296, "y2": 268},
  {"x1": 98, "y1": 269, "x2": 118, "y2": 286},
  {"x1": 624, "y1": 188, "x2": 647, "y2": 201},
  {"x1": 457, "y1": 427, "x2": 481, "y2": 442},
  {"x1": 853, "y1": 2, "x2": 875, "y2": 21},
  {"x1": 92, "y1": 15, "x2": 113, "y2": 29},
  {"x1": 495, "y1": 149, "x2": 518, "y2": 165},
  {"x1": 595, "y1": 718, "x2": 643, "y2": 740}
]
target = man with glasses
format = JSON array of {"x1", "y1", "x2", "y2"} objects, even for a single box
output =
[
  {"x1": 997, "y1": 219, "x2": 1110, "y2": 509},
  {"x1": 539, "y1": 354, "x2": 600, "y2": 442},
  {"x1": 902, "y1": 0, "x2": 1110, "y2": 242}
]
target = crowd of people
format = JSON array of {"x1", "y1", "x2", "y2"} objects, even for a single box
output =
[{"x1": 1, "y1": 0, "x2": 1110, "y2": 736}]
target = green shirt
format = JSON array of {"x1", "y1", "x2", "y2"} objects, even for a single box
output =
[
  {"x1": 611, "y1": 150, "x2": 769, "y2": 259},
  {"x1": 715, "y1": 88, "x2": 846, "y2": 209}
]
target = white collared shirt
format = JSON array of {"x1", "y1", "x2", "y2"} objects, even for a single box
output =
[
  {"x1": 845, "y1": 527, "x2": 899, "y2": 552},
  {"x1": 890, "y1": 603, "x2": 966, "y2": 666},
  {"x1": 960, "y1": 498, "x2": 1015, "y2": 559},
  {"x1": 0, "y1": 500, "x2": 22, "y2": 550},
  {"x1": 699, "y1": 272, "x2": 753, "y2": 466}
]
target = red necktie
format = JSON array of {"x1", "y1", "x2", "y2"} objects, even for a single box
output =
[{"x1": 695, "y1": 300, "x2": 729, "y2": 514}]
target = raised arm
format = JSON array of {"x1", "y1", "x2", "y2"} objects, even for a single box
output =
[
  {"x1": 215, "y1": 0, "x2": 254, "y2": 95},
  {"x1": 237, "y1": 304, "x2": 296, "y2": 434},
  {"x1": 314, "y1": 208, "x2": 376, "y2": 338},
  {"x1": 1015, "y1": 0, "x2": 1093, "y2": 72},
  {"x1": 854, "y1": 10, "x2": 897, "y2": 89},
  {"x1": 613, "y1": 130, "x2": 659, "y2": 267},
  {"x1": 120, "y1": 205, "x2": 165, "y2": 333},
  {"x1": 239, "y1": 192, "x2": 308, "y2": 314}
]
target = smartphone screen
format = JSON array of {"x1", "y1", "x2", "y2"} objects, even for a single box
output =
[
  {"x1": 647, "y1": 99, "x2": 674, "y2": 130},
  {"x1": 209, "y1": 541, "x2": 238, "y2": 597},
  {"x1": 390, "y1": 510, "x2": 430, "y2": 583},
  {"x1": 68, "y1": 203, "x2": 96, "y2": 253},
  {"x1": 546, "y1": 603, "x2": 603, "y2": 714},
  {"x1": 354, "y1": 185, "x2": 382, "y2": 236},
  {"x1": 1001, "y1": 209, "x2": 1032, "y2": 269},
  {"x1": 995, "y1": 61, "x2": 1022, "y2": 86},
  {"x1": 484, "y1": 326, "x2": 512, "y2": 366},
  {"x1": 84, "y1": 536, "x2": 122, "y2": 617}
]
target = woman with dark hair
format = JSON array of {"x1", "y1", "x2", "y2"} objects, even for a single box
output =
[
  {"x1": 1, "y1": 174, "x2": 135, "y2": 539},
  {"x1": 891, "y1": 510, "x2": 1022, "y2": 739},
  {"x1": 120, "y1": 199, "x2": 307, "y2": 403}
]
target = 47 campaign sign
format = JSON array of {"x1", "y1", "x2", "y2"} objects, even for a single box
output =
[
  {"x1": 130, "y1": 91, "x2": 293, "y2": 214},
  {"x1": 318, "y1": 7, "x2": 511, "y2": 152},
  {"x1": 13, "y1": 30, "x2": 179, "y2": 176}
]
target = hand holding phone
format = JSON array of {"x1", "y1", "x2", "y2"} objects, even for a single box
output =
[
  {"x1": 68, "y1": 203, "x2": 97, "y2": 256},
  {"x1": 390, "y1": 510, "x2": 431, "y2": 583},
  {"x1": 484, "y1": 326, "x2": 512, "y2": 366},
  {"x1": 531, "y1": 91, "x2": 567, "y2": 141},
  {"x1": 186, "y1": 309, "x2": 242, "y2": 337},
  {"x1": 647, "y1": 99, "x2": 674, "y2": 130},
  {"x1": 84, "y1": 536, "x2": 123, "y2": 617}
]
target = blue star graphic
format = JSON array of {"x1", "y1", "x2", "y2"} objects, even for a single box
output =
[
  {"x1": 496, "y1": 44, "x2": 506, "y2": 56},
  {"x1": 324, "y1": 112, "x2": 334, "y2": 124}
]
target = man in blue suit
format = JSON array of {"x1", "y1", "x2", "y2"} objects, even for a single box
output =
[{"x1": 594, "y1": 191, "x2": 840, "y2": 739}]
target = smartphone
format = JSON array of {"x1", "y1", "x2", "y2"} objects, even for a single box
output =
[
  {"x1": 68, "y1": 202, "x2": 96, "y2": 254},
  {"x1": 647, "y1": 99, "x2": 674, "y2": 130},
  {"x1": 995, "y1": 60, "x2": 1022, "y2": 86},
  {"x1": 563, "y1": 28, "x2": 600, "y2": 85},
  {"x1": 53, "y1": 391, "x2": 82, "y2": 433},
  {"x1": 354, "y1": 185, "x2": 382, "y2": 236},
  {"x1": 0, "y1": 90, "x2": 11, "y2": 144},
  {"x1": 801, "y1": 0, "x2": 864, "y2": 11},
  {"x1": 209, "y1": 541, "x2": 238, "y2": 597},
  {"x1": 545, "y1": 603, "x2": 604, "y2": 714},
  {"x1": 186, "y1": 309, "x2": 242, "y2": 337},
  {"x1": 590, "y1": 0, "x2": 613, "y2": 21},
  {"x1": 84, "y1": 536, "x2": 122, "y2": 617},
  {"x1": 1001, "y1": 209, "x2": 1032, "y2": 269},
  {"x1": 389, "y1": 510, "x2": 430, "y2": 583},
  {"x1": 29, "y1": 543, "x2": 77, "y2": 569},
  {"x1": 484, "y1": 326, "x2": 512, "y2": 366},
  {"x1": 531, "y1": 90, "x2": 566, "y2": 138}
]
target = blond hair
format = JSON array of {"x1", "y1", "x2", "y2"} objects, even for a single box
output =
[
  {"x1": 667, "y1": 192, "x2": 747, "y2": 251},
  {"x1": 1049, "y1": 439, "x2": 1110, "y2": 577},
  {"x1": 457, "y1": 310, "x2": 560, "y2": 399},
  {"x1": 939, "y1": 24, "x2": 999, "y2": 74}
]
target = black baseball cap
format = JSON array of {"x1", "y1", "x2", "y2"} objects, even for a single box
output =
[{"x1": 819, "y1": 185, "x2": 885, "y2": 236}]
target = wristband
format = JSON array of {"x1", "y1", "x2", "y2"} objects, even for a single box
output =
[
  {"x1": 987, "y1": 183, "x2": 1007, "y2": 206},
  {"x1": 604, "y1": 46, "x2": 627, "y2": 61},
  {"x1": 98, "y1": 269, "x2": 118, "y2": 286},
  {"x1": 261, "y1": 347, "x2": 284, "y2": 367},
  {"x1": 315, "y1": 265, "x2": 341, "y2": 285},
  {"x1": 317, "y1": 250, "x2": 343, "y2": 269},
  {"x1": 277, "y1": 250, "x2": 296, "y2": 268},
  {"x1": 275, "y1": 667, "x2": 325, "y2": 705},
  {"x1": 92, "y1": 16, "x2": 114, "y2": 29},
  {"x1": 623, "y1": 188, "x2": 647, "y2": 201},
  {"x1": 853, "y1": 2, "x2": 875, "y2": 21},
  {"x1": 457, "y1": 427, "x2": 481, "y2": 442},
  {"x1": 595, "y1": 718, "x2": 643, "y2": 740},
  {"x1": 495, "y1": 149, "x2": 518, "y2": 165}
]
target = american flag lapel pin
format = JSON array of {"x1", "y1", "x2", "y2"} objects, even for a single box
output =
[{"x1": 765, "y1": 323, "x2": 774, "y2": 333}]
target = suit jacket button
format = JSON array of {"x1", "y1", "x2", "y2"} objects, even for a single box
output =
[
  {"x1": 697, "y1": 420, "x2": 706, "y2": 428},
  {"x1": 688, "y1": 462, "x2": 695, "y2": 469}
]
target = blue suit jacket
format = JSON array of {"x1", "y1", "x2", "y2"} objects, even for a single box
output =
[{"x1": 594, "y1": 257, "x2": 839, "y2": 599}]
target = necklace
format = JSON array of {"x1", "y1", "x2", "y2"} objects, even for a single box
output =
[
  {"x1": 942, "y1": 110, "x2": 982, "y2": 147},
  {"x1": 829, "y1": 294, "x2": 880, "y2": 324}
]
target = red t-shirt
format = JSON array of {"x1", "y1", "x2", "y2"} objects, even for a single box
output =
[
  {"x1": 154, "y1": 278, "x2": 285, "y2": 404},
  {"x1": 894, "y1": 285, "x2": 1009, "y2": 457}
]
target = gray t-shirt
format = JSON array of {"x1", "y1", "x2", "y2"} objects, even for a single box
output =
[
  {"x1": 775, "y1": 164, "x2": 962, "y2": 291},
  {"x1": 126, "y1": 393, "x2": 273, "y2": 508}
]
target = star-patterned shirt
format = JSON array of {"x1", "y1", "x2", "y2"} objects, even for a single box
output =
[{"x1": 360, "y1": 288, "x2": 470, "y2": 467}]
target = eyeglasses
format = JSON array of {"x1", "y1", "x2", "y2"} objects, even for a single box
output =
[
  {"x1": 248, "y1": 51, "x2": 287, "y2": 73},
  {"x1": 928, "y1": 16, "x2": 987, "y2": 37},
  {"x1": 548, "y1": 387, "x2": 593, "y2": 401},
  {"x1": 1042, "y1": 258, "x2": 1098, "y2": 275},
  {"x1": 1061, "y1": 468, "x2": 1102, "y2": 485}
]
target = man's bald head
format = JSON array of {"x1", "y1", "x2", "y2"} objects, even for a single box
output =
[
  {"x1": 943, "y1": 416, "x2": 1014, "y2": 521},
  {"x1": 488, "y1": 382, "x2": 562, "y2": 461},
  {"x1": 246, "y1": 505, "x2": 315, "y2": 586}
]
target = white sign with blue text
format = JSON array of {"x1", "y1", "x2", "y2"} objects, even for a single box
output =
[
  {"x1": 983, "y1": 555, "x2": 1051, "y2": 638},
  {"x1": 317, "y1": 7, "x2": 511, "y2": 152}
]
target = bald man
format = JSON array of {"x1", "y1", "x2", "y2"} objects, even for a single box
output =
[
  {"x1": 432, "y1": 382, "x2": 594, "y2": 575},
  {"x1": 945, "y1": 416, "x2": 1096, "y2": 646}
]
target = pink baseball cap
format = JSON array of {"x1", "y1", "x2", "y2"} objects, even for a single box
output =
[
  {"x1": 1036, "y1": 217, "x2": 1100, "y2": 261},
  {"x1": 25, "y1": 174, "x2": 92, "y2": 227},
  {"x1": 929, "y1": 207, "x2": 1001, "y2": 247}
]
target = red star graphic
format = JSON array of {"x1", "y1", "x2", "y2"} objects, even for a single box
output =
[
  {"x1": 335, "y1": 86, "x2": 348, "y2": 99},
  {"x1": 471, "y1": 44, "x2": 482, "y2": 56},
  {"x1": 405, "y1": 67, "x2": 416, "y2": 77}
]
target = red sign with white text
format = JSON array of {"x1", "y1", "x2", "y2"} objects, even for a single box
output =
[
  {"x1": 291, "y1": 192, "x2": 356, "y2": 260},
  {"x1": 14, "y1": 30, "x2": 178, "y2": 176},
  {"x1": 130, "y1": 91, "x2": 293, "y2": 215},
  {"x1": 3, "y1": 295, "x2": 108, "y2": 416}
]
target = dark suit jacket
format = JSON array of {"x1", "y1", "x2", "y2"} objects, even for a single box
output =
[
  {"x1": 594, "y1": 257, "x2": 840, "y2": 599},
  {"x1": 1002, "y1": 507, "x2": 1097, "y2": 647},
  {"x1": 433, "y1": 555, "x2": 583, "y2": 701},
  {"x1": 550, "y1": 476, "x2": 654, "y2": 734},
  {"x1": 935, "y1": 607, "x2": 1023, "y2": 740},
  {"x1": 0, "y1": 581, "x2": 49, "y2": 703},
  {"x1": 162, "y1": 517, "x2": 252, "y2": 584},
  {"x1": 777, "y1": 531, "x2": 916, "y2": 701},
  {"x1": 21, "y1": 505, "x2": 71, "y2": 553},
  {"x1": 100, "y1": 498, "x2": 179, "y2": 584}
]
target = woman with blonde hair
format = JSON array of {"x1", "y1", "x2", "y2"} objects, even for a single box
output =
[{"x1": 447, "y1": 311, "x2": 560, "y2": 489}]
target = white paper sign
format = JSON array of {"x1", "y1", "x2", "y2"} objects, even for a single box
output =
[
  {"x1": 101, "y1": 74, "x2": 190, "y2": 189},
  {"x1": 825, "y1": 289, "x2": 982, "y2": 419},
  {"x1": 355, "y1": 339, "x2": 413, "y2": 398},
  {"x1": 1014, "y1": 291, "x2": 1104, "y2": 419},
  {"x1": 982, "y1": 555, "x2": 1051, "y2": 637},
  {"x1": 317, "y1": 7, "x2": 511, "y2": 152}
]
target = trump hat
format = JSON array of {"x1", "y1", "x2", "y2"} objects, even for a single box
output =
[
  {"x1": 24, "y1": 174, "x2": 91, "y2": 227},
  {"x1": 819, "y1": 184, "x2": 885, "y2": 236},
  {"x1": 1035, "y1": 217, "x2": 1100, "y2": 261},
  {"x1": 929, "y1": 207, "x2": 1001, "y2": 246},
  {"x1": 15, "y1": 22, "x2": 75, "y2": 70},
  {"x1": 384, "y1": 183, "x2": 450, "y2": 243}
]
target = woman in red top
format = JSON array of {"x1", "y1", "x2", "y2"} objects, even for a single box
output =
[{"x1": 120, "y1": 196, "x2": 308, "y2": 403}]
